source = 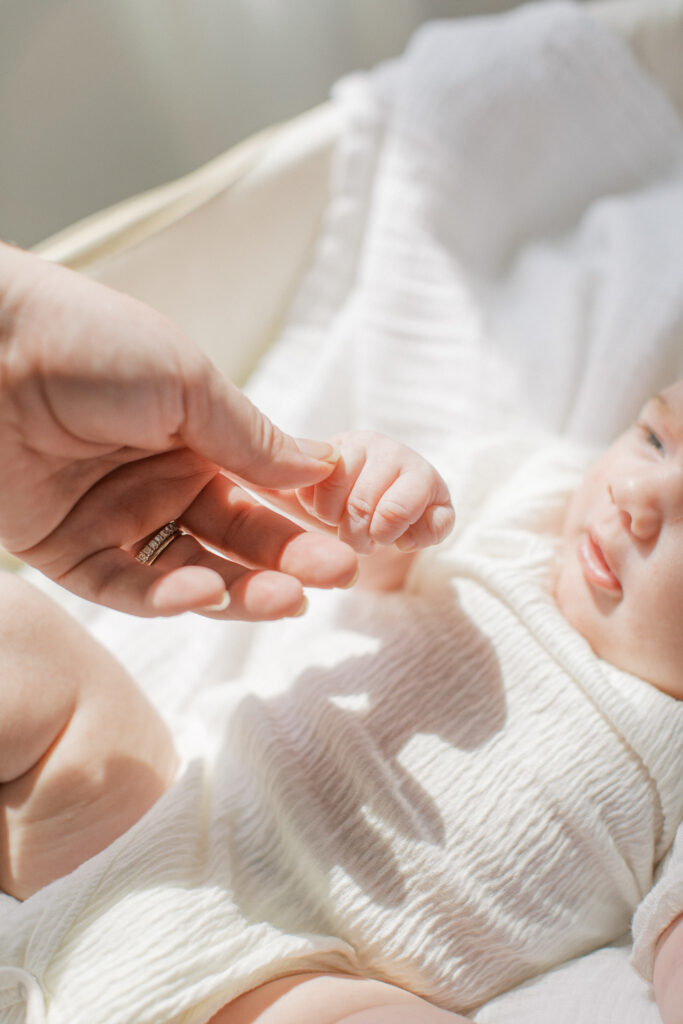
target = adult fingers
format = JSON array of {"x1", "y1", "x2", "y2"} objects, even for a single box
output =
[
  {"x1": 59, "y1": 542, "x2": 308, "y2": 620},
  {"x1": 245, "y1": 486, "x2": 336, "y2": 535},
  {"x1": 180, "y1": 360, "x2": 340, "y2": 490},
  {"x1": 27, "y1": 446, "x2": 357, "y2": 617},
  {"x1": 180, "y1": 474, "x2": 358, "y2": 589},
  {"x1": 11, "y1": 254, "x2": 339, "y2": 491},
  {"x1": 16, "y1": 448, "x2": 215, "y2": 582},
  {"x1": 139, "y1": 533, "x2": 309, "y2": 619}
]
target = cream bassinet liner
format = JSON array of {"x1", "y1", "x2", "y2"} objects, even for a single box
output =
[
  {"x1": 6, "y1": 2, "x2": 683, "y2": 1023},
  {"x1": 32, "y1": 102, "x2": 342, "y2": 388}
]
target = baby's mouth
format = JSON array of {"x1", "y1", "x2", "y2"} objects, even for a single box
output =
[{"x1": 578, "y1": 532, "x2": 622, "y2": 593}]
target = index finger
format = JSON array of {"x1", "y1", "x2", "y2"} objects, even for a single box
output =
[{"x1": 180, "y1": 474, "x2": 358, "y2": 590}]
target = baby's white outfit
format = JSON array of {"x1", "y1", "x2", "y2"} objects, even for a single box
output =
[{"x1": 1, "y1": 434, "x2": 683, "y2": 1024}]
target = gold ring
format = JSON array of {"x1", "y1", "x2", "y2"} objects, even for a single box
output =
[{"x1": 136, "y1": 521, "x2": 183, "y2": 566}]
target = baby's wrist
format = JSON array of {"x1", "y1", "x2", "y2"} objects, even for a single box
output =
[{"x1": 356, "y1": 545, "x2": 416, "y2": 592}]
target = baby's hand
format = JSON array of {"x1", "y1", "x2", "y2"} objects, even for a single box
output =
[{"x1": 295, "y1": 431, "x2": 454, "y2": 555}]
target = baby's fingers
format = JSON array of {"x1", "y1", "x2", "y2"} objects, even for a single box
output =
[
  {"x1": 393, "y1": 503, "x2": 455, "y2": 552},
  {"x1": 370, "y1": 470, "x2": 453, "y2": 547}
]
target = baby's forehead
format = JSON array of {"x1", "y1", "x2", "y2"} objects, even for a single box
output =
[
  {"x1": 641, "y1": 382, "x2": 683, "y2": 423},
  {"x1": 656, "y1": 378, "x2": 683, "y2": 403}
]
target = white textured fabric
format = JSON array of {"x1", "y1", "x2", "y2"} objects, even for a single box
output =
[
  {"x1": 632, "y1": 829, "x2": 683, "y2": 979},
  {"x1": 3, "y1": 436, "x2": 683, "y2": 1024},
  {"x1": 246, "y1": 1, "x2": 683, "y2": 455},
  {"x1": 0, "y1": 968, "x2": 46, "y2": 1024},
  {"x1": 474, "y1": 937, "x2": 658, "y2": 1024}
]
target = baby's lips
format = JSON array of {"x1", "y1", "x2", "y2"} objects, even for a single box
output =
[{"x1": 579, "y1": 532, "x2": 622, "y2": 592}]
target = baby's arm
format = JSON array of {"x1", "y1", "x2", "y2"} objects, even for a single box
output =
[
  {"x1": 0, "y1": 571, "x2": 178, "y2": 900},
  {"x1": 654, "y1": 913, "x2": 683, "y2": 1024},
  {"x1": 293, "y1": 431, "x2": 454, "y2": 591}
]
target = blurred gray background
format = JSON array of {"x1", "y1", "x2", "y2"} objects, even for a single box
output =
[{"x1": 2, "y1": 0, "x2": 559, "y2": 248}]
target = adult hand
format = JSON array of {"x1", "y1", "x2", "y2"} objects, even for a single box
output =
[{"x1": 0, "y1": 243, "x2": 357, "y2": 618}]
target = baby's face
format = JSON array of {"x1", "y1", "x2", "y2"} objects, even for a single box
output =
[{"x1": 555, "y1": 380, "x2": 683, "y2": 699}]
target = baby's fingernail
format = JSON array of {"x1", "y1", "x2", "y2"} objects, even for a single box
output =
[
  {"x1": 394, "y1": 535, "x2": 416, "y2": 552},
  {"x1": 200, "y1": 591, "x2": 231, "y2": 612},
  {"x1": 292, "y1": 596, "x2": 309, "y2": 617},
  {"x1": 430, "y1": 504, "x2": 456, "y2": 536},
  {"x1": 296, "y1": 439, "x2": 340, "y2": 464},
  {"x1": 340, "y1": 567, "x2": 359, "y2": 589}
]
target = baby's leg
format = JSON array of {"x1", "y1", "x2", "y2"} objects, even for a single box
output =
[
  {"x1": 211, "y1": 973, "x2": 470, "y2": 1024},
  {"x1": 0, "y1": 572, "x2": 178, "y2": 900}
]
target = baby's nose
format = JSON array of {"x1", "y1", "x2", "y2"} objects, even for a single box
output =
[{"x1": 608, "y1": 478, "x2": 662, "y2": 541}]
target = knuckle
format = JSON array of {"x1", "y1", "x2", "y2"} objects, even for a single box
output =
[
  {"x1": 345, "y1": 494, "x2": 374, "y2": 527},
  {"x1": 375, "y1": 498, "x2": 411, "y2": 530},
  {"x1": 91, "y1": 559, "x2": 129, "y2": 607},
  {"x1": 257, "y1": 416, "x2": 284, "y2": 463},
  {"x1": 319, "y1": 473, "x2": 352, "y2": 496}
]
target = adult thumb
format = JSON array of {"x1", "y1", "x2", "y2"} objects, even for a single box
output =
[{"x1": 181, "y1": 360, "x2": 339, "y2": 489}]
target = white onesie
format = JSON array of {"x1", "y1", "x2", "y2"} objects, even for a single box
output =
[{"x1": 1, "y1": 434, "x2": 683, "y2": 1024}]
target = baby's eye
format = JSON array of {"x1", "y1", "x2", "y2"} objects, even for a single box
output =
[{"x1": 639, "y1": 423, "x2": 664, "y2": 452}]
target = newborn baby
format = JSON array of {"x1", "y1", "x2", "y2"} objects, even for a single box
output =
[{"x1": 2, "y1": 382, "x2": 683, "y2": 1024}]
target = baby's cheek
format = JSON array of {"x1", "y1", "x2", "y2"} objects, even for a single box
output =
[
  {"x1": 554, "y1": 552, "x2": 614, "y2": 662},
  {"x1": 561, "y1": 477, "x2": 594, "y2": 539}
]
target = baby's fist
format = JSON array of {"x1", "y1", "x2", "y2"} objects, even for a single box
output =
[{"x1": 296, "y1": 431, "x2": 454, "y2": 555}]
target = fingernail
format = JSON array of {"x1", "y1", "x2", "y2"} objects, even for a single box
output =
[
  {"x1": 295, "y1": 438, "x2": 340, "y2": 464},
  {"x1": 292, "y1": 596, "x2": 308, "y2": 617},
  {"x1": 430, "y1": 504, "x2": 456, "y2": 536},
  {"x1": 394, "y1": 535, "x2": 416, "y2": 552},
  {"x1": 340, "y1": 567, "x2": 359, "y2": 589},
  {"x1": 201, "y1": 591, "x2": 231, "y2": 612}
]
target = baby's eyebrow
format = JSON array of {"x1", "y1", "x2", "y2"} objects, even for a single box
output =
[
  {"x1": 649, "y1": 392, "x2": 682, "y2": 433},
  {"x1": 645, "y1": 392, "x2": 674, "y2": 420}
]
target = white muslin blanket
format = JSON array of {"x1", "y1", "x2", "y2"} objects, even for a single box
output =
[{"x1": 3, "y1": 3, "x2": 683, "y2": 1023}]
